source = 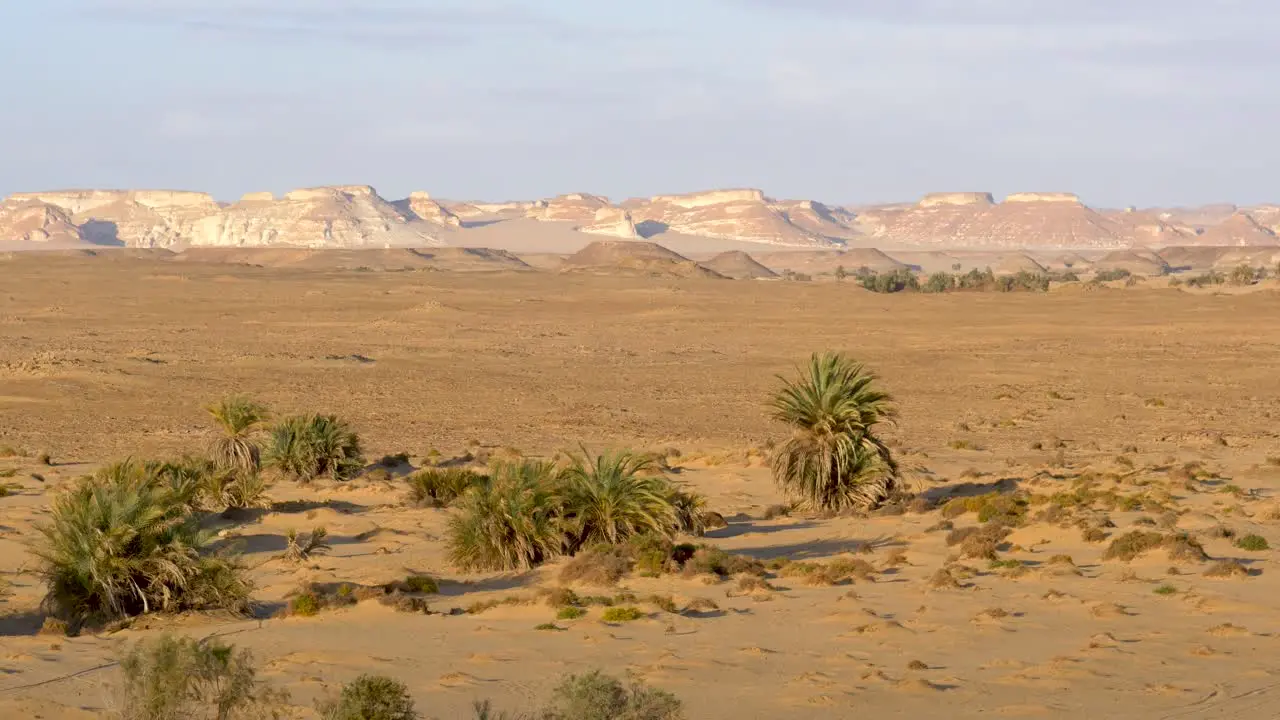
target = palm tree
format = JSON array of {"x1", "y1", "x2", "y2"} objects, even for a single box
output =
[
  {"x1": 446, "y1": 460, "x2": 565, "y2": 571},
  {"x1": 263, "y1": 414, "x2": 364, "y2": 482},
  {"x1": 769, "y1": 352, "x2": 899, "y2": 511},
  {"x1": 560, "y1": 448, "x2": 678, "y2": 550},
  {"x1": 205, "y1": 396, "x2": 269, "y2": 474}
]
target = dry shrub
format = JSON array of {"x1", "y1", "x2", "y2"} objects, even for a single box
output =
[
  {"x1": 559, "y1": 546, "x2": 632, "y2": 586},
  {"x1": 116, "y1": 634, "x2": 288, "y2": 720},
  {"x1": 1204, "y1": 560, "x2": 1250, "y2": 579},
  {"x1": 405, "y1": 467, "x2": 487, "y2": 508},
  {"x1": 1165, "y1": 534, "x2": 1209, "y2": 564},
  {"x1": 1082, "y1": 527, "x2": 1108, "y2": 543},
  {"x1": 928, "y1": 567, "x2": 963, "y2": 590},
  {"x1": 683, "y1": 597, "x2": 719, "y2": 614},
  {"x1": 947, "y1": 524, "x2": 1011, "y2": 560},
  {"x1": 682, "y1": 546, "x2": 765, "y2": 579},
  {"x1": 1102, "y1": 531, "x2": 1165, "y2": 561}
]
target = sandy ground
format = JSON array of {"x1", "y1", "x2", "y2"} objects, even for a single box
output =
[{"x1": 3, "y1": 255, "x2": 1280, "y2": 719}]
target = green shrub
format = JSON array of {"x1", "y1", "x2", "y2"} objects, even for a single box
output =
[
  {"x1": 290, "y1": 591, "x2": 322, "y2": 617},
  {"x1": 401, "y1": 575, "x2": 439, "y2": 594},
  {"x1": 320, "y1": 674, "x2": 418, "y2": 720},
  {"x1": 859, "y1": 269, "x2": 919, "y2": 293},
  {"x1": 557, "y1": 606, "x2": 587, "y2": 620},
  {"x1": 116, "y1": 634, "x2": 288, "y2": 720},
  {"x1": 33, "y1": 464, "x2": 250, "y2": 630},
  {"x1": 405, "y1": 467, "x2": 487, "y2": 508},
  {"x1": 601, "y1": 606, "x2": 644, "y2": 622},
  {"x1": 1093, "y1": 269, "x2": 1132, "y2": 282},
  {"x1": 1153, "y1": 584, "x2": 1177, "y2": 595},
  {"x1": 682, "y1": 545, "x2": 765, "y2": 577},
  {"x1": 544, "y1": 670, "x2": 683, "y2": 720},
  {"x1": 264, "y1": 414, "x2": 364, "y2": 482},
  {"x1": 447, "y1": 460, "x2": 565, "y2": 571},
  {"x1": 1235, "y1": 534, "x2": 1270, "y2": 551}
]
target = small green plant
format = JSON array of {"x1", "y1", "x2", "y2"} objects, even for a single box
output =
[
  {"x1": 320, "y1": 674, "x2": 418, "y2": 720},
  {"x1": 601, "y1": 606, "x2": 644, "y2": 623},
  {"x1": 535, "y1": 622, "x2": 566, "y2": 631},
  {"x1": 290, "y1": 591, "x2": 322, "y2": 617},
  {"x1": 1235, "y1": 534, "x2": 1270, "y2": 551},
  {"x1": 557, "y1": 606, "x2": 587, "y2": 620},
  {"x1": 401, "y1": 575, "x2": 439, "y2": 594},
  {"x1": 1153, "y1": 584, "x2": 1177, "y2": 595},
  {"x1": 948, "y1": 439, "x2": 981, "y2": 451},
  {"x1": 1103, "y1": 531, "x2": 1166, "y2": 561}
]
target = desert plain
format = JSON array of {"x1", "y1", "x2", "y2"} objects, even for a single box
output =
[{"x1": 3, "y1": 252, "x2": 1280, "y2": 719}]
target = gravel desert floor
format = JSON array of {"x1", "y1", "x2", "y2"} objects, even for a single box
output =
[{"x1": 3, "y1": 254, "x2": 1280, "y2": 719}]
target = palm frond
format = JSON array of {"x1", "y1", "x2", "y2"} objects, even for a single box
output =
[
  {"x1": 205, "y1": 396, "x2": 269, "y2": 473},
  {"x1": 446, "y1": 460, "x2": 565, "y2": 572},
  {"x1": 560, "y1": 448, "x2": 678, "y2": 550}
]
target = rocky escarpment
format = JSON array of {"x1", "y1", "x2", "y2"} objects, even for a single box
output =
[
  {"x1": 624, "y1": 189, "x2": 840, "y2": 247},
  {"x1": 5, "y1": 189, "x2": 219, "y2": 247},
  {"x1": 392, "y1": 192, "x2": 461, "y2": 227},
  {"x1": 0, "y1": 199, "x2": 88, "y2": 245},
  {"x1": 562, "y1": 240, "x2": 724, "y2": 278},
  {"x1": 187, "y1": 186, "x2": 441, "y2": 248},
  {"x1": 856, "y1": 192, "x2": 1186, "y2": 249}
]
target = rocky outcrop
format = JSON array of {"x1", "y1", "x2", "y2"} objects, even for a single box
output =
[
  {"x1": 1092, "y1": 249, "x2": 1170, "y2": 276},
  {"x1": 529, "y1": 193, "x2": 611, "y2": 223},
  {"x1": 625, "y1": 189, "x2": 835, "y2": 247},
  {"x1": 0, "y1": 200, "x2": 87, "y2": 245},
  {"x1": 578, "y1": 207, "x2": 638, "y2": 239},
  {"x1": 1193, "y1": 212, "x2": 1279, "y2": 246},
  {"x1": 768, "y1": 199, "x2": 860, "y2": 241},
  {"x1": 392, "y1": 192, "x2": 462, "y2": 227},
  {"x1": 187, "y1": 185, "x2": 441, "y2": 248},
  {"x1": 6, "y1": 189, "x2": 220, "y2": 247},
  {"x1": 753, "y1": 248, "x2": 905, "y2": 275},
  {"x1": 857, "y1": 192, "x2": 1167, "y2": 249},
  {"x1": 918, "y1": 192, "x2": 995, "y2": 208}
]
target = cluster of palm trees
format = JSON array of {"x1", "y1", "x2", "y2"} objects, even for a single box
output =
[{"x1": 26, "y1": 350, "x2": 898, "y2": 630}]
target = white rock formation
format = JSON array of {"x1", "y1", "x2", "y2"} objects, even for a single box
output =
[
  {"x1": 5, "y1": 189, "x2": 220, "y2": 247},
  {"x1": 919, "y1": 192, "x2": 996, "y2": 207},
  {"x1": 398, "y1": 191, "x2": 461, "y2": 227},
  {"x1": 578, "y1": 207, "x2": 638, "y2": 239},
  {"x1": 0, "y1": 200, "x2": 87, "y2": 244},
  {"x1": 187, "y1": 185, "x2": 441, "y2": 248}
]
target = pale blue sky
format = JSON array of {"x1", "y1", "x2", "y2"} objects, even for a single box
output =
[{"x1": 2, "y1": 0, "x2": 1277, "y2": 206}]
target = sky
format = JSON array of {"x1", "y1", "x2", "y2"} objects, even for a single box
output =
[{"x1": 1, "y1": 0, "x2": 1277, "y2": 207}]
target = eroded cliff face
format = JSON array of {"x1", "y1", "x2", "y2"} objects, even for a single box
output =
[
  {"x1": 6, "y1": 190, "x2": 220, "y2": 247},
  {"x1": 3, "y1": 186, "x2": 442, "y2": 248},
  {"x1": 391, "y1": 192, "x2": 462, "y2": 227},
  {"x1": 0, "y1": 200, "x2": 87, "y2": 244},
  {"x1": 625, "y1": 189, "x2": 838, "y2": 246},
  {"x1": 187, "y1": 186, "x2": 441, "y2": 248}
]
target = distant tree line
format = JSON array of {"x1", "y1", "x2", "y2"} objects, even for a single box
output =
[{"x1": 856, "y1": 267, "x2": 1053, "y2": 294}]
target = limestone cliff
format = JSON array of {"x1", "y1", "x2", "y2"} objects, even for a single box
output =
[
  {"x1": 392, "y1": 192, "x2": 462, "y2": 227},
  {"x1": 187, "y1": 185, "x2": 441, "y2": 248},
  {"x1": 626, "y1": 189, "x2": 835, "y2": 247},
  {"x1": 0, "y1": 200, "x2": 87, "y2": 245},
  {"x1": 6, "y1": 189, "x2": 220, "y2": 247}
]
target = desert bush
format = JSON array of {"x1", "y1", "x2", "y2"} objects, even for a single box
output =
[
  {"x1": 205, "y1": 396, "x2": 269, "y2": 474},
  {"x1": 769, "y1": 352, "x2": 899, "y2": 511},
  {"x1": 557, "y1": 606, "x2": 587, "y2": 620},
  {"x1": 601, "y1": 606, "x2": 645, "y2": 623},
  {"x1": 447, "y1": 460, "x2": 565, "y2": 571},
  {"x1": 560, "y1": 449, "x2": 679, "y2": 550},
  {"x1": 958, "y1": 524, "x2": 1011, "y2": 560},
  {"x1": 558, "y1": 545, "x2": 632, "y2": 586},
  {"x1": 922, "y1": 272, "x2": 956, "y2": 294},
  {"x1": 682, "y1": 545, "x2": 766, "y2": 578},
  {"x1": 264, "y1": 414, "x2": 364, "y2": 482},
  {"x1": 405, "y1": 467, "x2": 487, "y2": 508},
  {"x1": 1103, "y1": 531, "x2": 1165, "y2": 561},
  {"x1": 283, "y1": 526, "x2": 330, "y2": 563},
  {"x1": 1204, "y1": 560, "x2": 1250, "y2": 578},
  {"x1": 400, "y1": 575, "x2": 439, "y2": 594},
  {"x1": 1235, "y1": 534, "x2": 1269, "y2": 551},
  {"x1": 539, "y1": 670, "x2": 683, "y2": 720},
  {"x1": 859, "y1": 269, "x2": 919, "y2": 294},
  {"x1": 201, "y1": 470, "x2": 270, "y2": 512},
  {"x1": 667, "y1": 486, "x2": 709, "y2": 536},
  {"x1": 1092, "y1": 269, "x2": 1132, "y2": 282},
  {"x1": 116, "y1": 634, "x2": 288, "y2": 720},
  {"x1": 34, "y1": 466, "x2": 250, "y2": 630},
  {"x1": 320, "y1": 674, "x2": 418, "y2": 720}
]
